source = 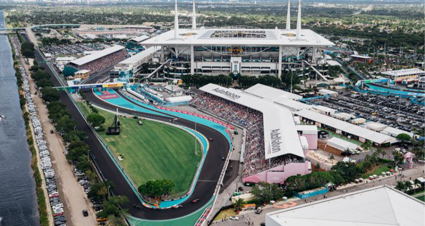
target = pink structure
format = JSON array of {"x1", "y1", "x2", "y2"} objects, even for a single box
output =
[
  {"x1": 403, "y1": 152, "x2": 414, "y2": 169},
  {"x1": 242, "y1": 161, "x2": 311, "y2": 184}
]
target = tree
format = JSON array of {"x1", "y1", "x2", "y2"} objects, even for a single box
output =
[
  {"x1": 56, "y1": 115, "x2": 77, "y2": 133},
  {"x1": 404, "y1": 181, "x2": 413, "y2": 193},
  {"x1": 97, "y1": 196, "x2": 129, "y2": 218},
  {"x1": 250, "y1": 182, "x2": 283, "y2": 205},
  {"x1": 331, "y1": 162, "x2": 364, "y2": 183},
  {"x1": 361, "y1": 140, "x2": 373, "y2": 151},
  {"x1": 392, "y1": 150, "x2": 404, "y2": 167},
  {"x1": 395, "y1": 181, "x2": 406, "y2": 192},
  {"x1": 40, "y1": 87, "x2": 60, "y2": 102},
  {"x1": 234, "y1": 198, "x2": 245, "y2": 212},
  {"x1": 375, "y1": 148, "x2": 385, "y2": 159},
  {"x1": 396, "y1": 133, "x2": 411, "y2": 144},
  {"x1": 87, "y1": 113, "x2": 106, "y2": 128},
  {"x1": 138, "y1": 179, "x2": 175, "y2": 199}
]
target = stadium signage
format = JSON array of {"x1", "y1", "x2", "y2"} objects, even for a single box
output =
[
  {"x1": 270, "y1": 129, "x2": 282, "y2": 153},
  {"x1": 103, "y1": 83, "x2": 124, "y2": 88},
  {"x1": 212, "y1": 88, "x2": 241, "y2": 100}
]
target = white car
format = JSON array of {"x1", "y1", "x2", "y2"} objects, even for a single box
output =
[{"x1": 229, "y1": 216, "x2": 240, "y2": 221}]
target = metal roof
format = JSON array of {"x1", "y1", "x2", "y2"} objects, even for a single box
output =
[
  {"x1": 245, "y1": 84, "x2": 302, "y2": 101},
  {"x1": 199, "y1": 83, "x2": 305, "y2": 159},
  {"x1": 117, "y1": 46, "x2": 160, "y2": 66},
  {"x1": 70, "y1": 45, "x2": 125, "y2": 66},
  {"x1": 143, "y1": 28, "x2": 334, "y2": 47},
  {"x1": 266, "y1": 185, "x2": 425, "y2": 226},
  {"x1": 295, "y1": 109, "x2": 396, "y2": 144}
]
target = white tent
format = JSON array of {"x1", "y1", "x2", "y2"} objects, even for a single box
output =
[
  {"x1": 327, "y1": 137, "x2": 359, "y2": 153},
  {"x1": 365, "y1": 122, "x2": 387, "y2": 132}
]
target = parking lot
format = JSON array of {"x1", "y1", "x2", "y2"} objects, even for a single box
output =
[
  {"x1": 311, "y1": 92, "x2": 425, "y2": 132},
  {"x1": 40, "y1": 43, "x2": 107, "y2": 57}
]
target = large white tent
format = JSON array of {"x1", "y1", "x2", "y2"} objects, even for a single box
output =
[{"x1": 266, "y1": 185, "x2": 425, "y2": 226}]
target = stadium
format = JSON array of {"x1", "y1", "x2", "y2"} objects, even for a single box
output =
[{"x1": 141, "y1": 0, "x2": 334, "y2": 77}]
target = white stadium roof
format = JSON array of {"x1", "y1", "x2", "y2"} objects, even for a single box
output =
[
  {"x1": 142, "y1": 28, "x2": 334, "y2": 47},
  {"x1": 295, "y1": 109, "x2": 397, "y2": 144},
  {"x1": 70, "y1": 45, "x2": 125, "y2": 66},
  {"x1": 200, "y1": 83, "x2": 304, "y2": 159},
  {"x1": 245, "y1": 84, "x2": 302, "y2": 100},
  {"x1": 129, "y1": 35, "x2": 150, "y2": 43},
  {"x1": 382, "y1": 68, "x2": 425, "y2": 77},
  {"x1": 266, "y1": 185, "x2": 425, "y2": 226},
  {"x1": 117, "y1": 46, "x2": 161, "y2": 67}
]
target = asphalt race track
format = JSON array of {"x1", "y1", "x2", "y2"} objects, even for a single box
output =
[{"x1": 33, "y1": 47, "x2": 230, "y2": 219}]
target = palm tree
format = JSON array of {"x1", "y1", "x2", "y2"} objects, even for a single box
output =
[
  {"x1": 234, "y1": 198, "x2": 245, "y2": 212},
  {"x1": 376, "y1": 148, "x2": 385, "y2": 159},
  {"x1": 414, "y1": 179, "x2": 422, "y2": 193},
  {"x1": 395, "y1": 181, "x2": 406, "y2": 192},
  {"x1": 405, "y1": 181, "x2": 413, "y2": 193}
]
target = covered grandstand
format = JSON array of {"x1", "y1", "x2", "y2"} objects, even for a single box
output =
[
  {"x1": 191, "y1": 84, "x2": 311, "y2": 184},
  {"x1": 64, "y1": 45, "x2": 128, "y2": 77}
]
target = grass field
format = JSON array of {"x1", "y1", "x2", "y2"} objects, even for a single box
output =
[
  {"x1": 77, "y1": 101, "x2": 202, "y2": 195},
  {"x1": 417, "y1": 195, "x2": 425, "y2": 202},
  {"x1": 361, "y1": 165, "x2": 390, "y2": 179}
]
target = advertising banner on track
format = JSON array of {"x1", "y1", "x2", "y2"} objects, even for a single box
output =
[{"x1": 102, "y1": 83, "x2": 124, "y2": 88}]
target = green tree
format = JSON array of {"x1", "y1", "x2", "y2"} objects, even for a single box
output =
[
  {"x1": 250, "y1": 182, "x2": 283, "y2": 205},
  {"x1": 40, "y1": 87, "x2": 60, "y2": 102},
  {"x1": 404, "y1": 181, "x2": 413, "y2": 193},
  {"x1": 233, "y1": 198, "x2": 245, "y2": 212},
  {"x1": 87, "y1": 113, "x2": 106, "y2": 128},
  {"x1": 396, "y1": 133, "x2": 411, "y2": 144},
  {"x1": 361, "y1": 140, "x2": 373, "y2": 151},
  {"x1": 138, "y1": 179, "x2": 175, "y2": 199},
  {"x1": 56, "y1": 115, "x2": 77, "y2": 133},
  {"x1": 97, "y1": 196, "x2": 129, "y2": 218},
  {"x1": 395, "y1": 181, "x2": 406, "y2": 192}
]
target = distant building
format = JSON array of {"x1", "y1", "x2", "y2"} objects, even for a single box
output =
[
  {"x1": 382, "y1": 68, "x2": 425, "y2": 83},
  {"x1": 350, "y1": 54, "x2": 372, "y2": 63},
  {"x1": 74, "y1": 70, "x2": 90, "y2": 80}
]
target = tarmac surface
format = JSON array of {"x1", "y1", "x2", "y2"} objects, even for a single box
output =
[{"x1": 34, "y1": 45, "x2": 231, "y2": 220}]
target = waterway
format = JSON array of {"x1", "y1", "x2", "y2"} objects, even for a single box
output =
[{"x1": 0, "y1": 10, "x2": 39, "y2": 225}]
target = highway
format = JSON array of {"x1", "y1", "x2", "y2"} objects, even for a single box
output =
[{"x1": 33, "y1": 46, "x2": 231, "y2": 220}]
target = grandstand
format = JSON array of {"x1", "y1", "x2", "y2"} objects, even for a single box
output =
[
  {"x1": 141, "y1": 0, "x2": 333, "y2": 77},
  {"x1": 126, "y1": 35, "x2": 150, "y2": 51},
  {"x1": 190, "y1": 84, "x2": 311, "y2": 184},
  {"x1": 64, "y1": 45, "x2": 128, "y2": 77}
]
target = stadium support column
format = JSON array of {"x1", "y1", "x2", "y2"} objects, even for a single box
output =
[
  {"x1": 278, "y1": 46, "x2": 283, "y2": 78},
  {"x1": 191, "y1": 45, "x2": 195, "y2": 75},
  {"x1": 160, "y1": 46, "x2": 164, "y2": 63}
]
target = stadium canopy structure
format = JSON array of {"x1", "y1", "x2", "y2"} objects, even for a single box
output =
[
  {"x1": 245, "y1": 84, "x2": 302, "y2": 100},
  {"x1": 295, "y1": 109, "x2": 397, "y2": 145},
  {"x1": 70, "y1": 45, "x2": 125, "y2": 66},
  {"x1": 200, "y1": 83, "x2": 305, "y2": 160},
  {"x1": 141, "y1": 0, "x2": 334, "y2": 77},
  {"x1": 266, "y1": 185, "x2": 425, "y2": 226}
]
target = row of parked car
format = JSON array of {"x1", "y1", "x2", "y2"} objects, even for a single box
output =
[{"x1": 20, "y1": 65, "x2": 67, "y2": 226}]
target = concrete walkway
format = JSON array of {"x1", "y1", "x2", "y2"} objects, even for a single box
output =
[{"x1": 20, "y1": 42, "x2": 97, "y2": 225}]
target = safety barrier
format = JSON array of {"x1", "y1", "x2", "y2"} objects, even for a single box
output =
[{"x1": 156, "y1": 106, "x2": 235, "y2": 130}]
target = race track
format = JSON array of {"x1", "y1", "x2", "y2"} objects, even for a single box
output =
[{"x1": 33, "y1": 48, "x2": 231, "y2": 220}]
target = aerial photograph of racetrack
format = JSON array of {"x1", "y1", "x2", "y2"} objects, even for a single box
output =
[{"x1": 0, "y1": 0, "x2": 424, "y2": 225}]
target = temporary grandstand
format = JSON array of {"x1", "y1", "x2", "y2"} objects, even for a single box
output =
[
  {"x1": 112, "y1": 47, "x2": 162, "y2": 81},
  {"x1": 191, "y1": 84, "x2": 311, "y2": 184},
  {"x1": 266, "y1": 185, "x2": 425, "y2": 226},
  {"x1": 64, "y1": 45, "x2": 127, "y2": 77},
  {"x1": 141, "y1": 0, "x2": 333, "y2": 77},
  {"x1": 381, "y1": 68, "x2": 425, "y2": 82}
]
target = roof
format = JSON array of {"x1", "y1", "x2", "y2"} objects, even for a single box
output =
[
  {"x1": 70, "y1": 45, "x2": 125, "y2": 66},
  {"x1": 56, "y1": 56, "x2": 76, "y2": 61},
  {"x1": 382, "y1": 68, "x2": 425, "y2": 77},
  {"x1": 295, "y1": 125, "x2": 318, "y2": 135},
  {"x1": 143, "y1": 28, "x2": 334, "y2": 47},
  {"x1": 75, "y1": 70, "x2": 90, "y2": 74},
  {"x1": 199, "y1": 83, "x2": 305, "y2": 159},
  {"x1": 295, "y1": 109, "x2": 396, "y2": 144},
  {"x1": 327, "y1": 137, "x2": 358, "y2": 151},
  {"x1": 273, "y1": 97, "x2": 312, "y2": 111},
  {"x1": 266, "y1": 185, "x2": 425, "y2": 226},
  {"x1": 245, "y1": 84, "x2": 302, "y2": 101},
  {"x1": 318, "y1": 89, "x2": 338, "y2": 95},
  {"x1": 129, "y1": 35, "x2": 150, "y2": 43},
  {"x1": 117, "y1": 46, "x2": 160, "y2": 67},
  {"x1": 381, "y1": 126, "x2": 414, "y2": 138},
  {"x1": 351, "y1": 54, "x2": 372, "y2": 59}
]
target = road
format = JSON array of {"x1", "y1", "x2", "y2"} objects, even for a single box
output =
[
  {"x1": 15, "y1": 35, "x2": 97, "y2": 225},
  {"x1": 33, "y1": 45, "x2": 232, "y2": 220}
]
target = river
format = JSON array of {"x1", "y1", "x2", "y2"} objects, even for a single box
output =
[{"x1": 0, "y1": 10, "x2": 39, "y2": 226}]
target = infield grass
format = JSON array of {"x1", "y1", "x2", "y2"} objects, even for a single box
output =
[{"x1": 78, "y1": 101, "x2": 202, "y2": 195}]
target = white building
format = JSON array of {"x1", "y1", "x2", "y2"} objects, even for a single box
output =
[
  {"x1": 266, "y1": 185, "x2": 425, "y2": 226},
  {"x1": 141, "y1": 0, "x2": 333, "y2": 77},
  {"x1": 382, "y1": 68, "x2": 425, "y2": 81}
]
